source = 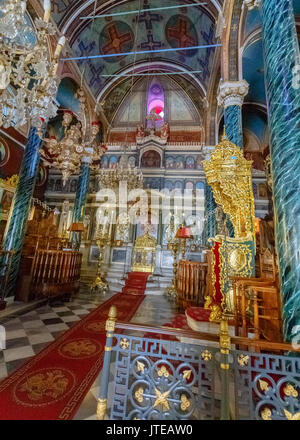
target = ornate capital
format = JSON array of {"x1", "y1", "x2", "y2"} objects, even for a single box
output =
[
  {"x1": 217, "y1": 80, "x2": 249, "y2": 107},
  {"x1": 243, "y1": 0, "x2": 261, "y2": 10}
]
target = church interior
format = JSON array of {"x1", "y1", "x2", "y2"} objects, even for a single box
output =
[{"x1": 0, "y1": 0, "x2": 299, "y2": 421}]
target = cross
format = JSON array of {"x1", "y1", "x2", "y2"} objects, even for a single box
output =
[
  {"x1": 102, "y1": 23, "x2": 132, "y2": 55},
  {"x1": 166, "y1": 17, "x2": 197, "y2": 50}
]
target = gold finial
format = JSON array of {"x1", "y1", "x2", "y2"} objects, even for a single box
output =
[
  {"x1": 105, "y1": 305, "x2": 117, "y2": 333},
  {"x1": 108, "y1": 305, "x2": 117, "y2": 319},
  {"x1": 222, "y1": 125, "x2": 228, "y2": 141}
]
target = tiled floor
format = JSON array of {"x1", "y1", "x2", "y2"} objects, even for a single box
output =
[{"x1": 0, "y1": 286, "x2": 177, "y2": 420}]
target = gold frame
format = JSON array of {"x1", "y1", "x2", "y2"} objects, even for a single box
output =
[{"x1": 131, "y1": 232, "x2": 156, "y2": 273}]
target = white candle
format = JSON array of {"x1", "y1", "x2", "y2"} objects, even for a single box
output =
[
  {"x1": 54, "y1": 36, "x2": 66, "y2": 58},
  {"x1": 43, "y1": 0, "x2": 51, "y2": 23}
]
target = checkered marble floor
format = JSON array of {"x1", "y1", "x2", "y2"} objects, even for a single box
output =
[{"x1": 0, "y1": 288, "x2": 177, "y2": 420}]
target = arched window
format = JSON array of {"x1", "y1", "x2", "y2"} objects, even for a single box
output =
[{"x1": 146, "y1": 79, "x2": 165, "y2": 129}]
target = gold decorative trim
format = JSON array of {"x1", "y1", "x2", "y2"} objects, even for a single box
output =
[{"x1": 97, "y1": 398, "x2": 107, "y2": 420}]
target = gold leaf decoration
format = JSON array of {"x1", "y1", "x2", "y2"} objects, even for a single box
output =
[
  {"x1": 259, "y1": 379, "x2": 270, "y2": 393},
  {"x1": 283, "y1": 410, "x2": 300, "y2": 420}
]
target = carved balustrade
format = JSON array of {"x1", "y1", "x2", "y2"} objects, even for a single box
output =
[
  {"x1": 29, "y1": 249, "x2": 82, "y2": 299},
  {"x1": 177, "y1": 259, "x2": 208, "y2": 309}
]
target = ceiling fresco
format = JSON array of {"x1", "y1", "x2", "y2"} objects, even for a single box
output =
[{"x1": 54, "y1": 0, "x2": 216, "y2": 98}]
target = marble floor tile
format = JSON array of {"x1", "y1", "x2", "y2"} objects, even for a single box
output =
[
  {"x1": 4, "y1": 345, "x2": 35, "y2": 362},
  {"x1": 60, "y1": 315, "x2": 81, "y2": 323},
  {"x1": 5, "y1": 329, "x2": 27, "y2": 340},
  {"x1": 51, "y1": 306, "x2": 70, "y2": 312},
  {"x1": 28, "y1": 333, "x2": 54, "y2": 345},
  {"x1": 45, "y1": 323, "x2": 69, "y2": 332},
  {"x1": 22, "y1": 320, "x2": 44, "y2": 329},
  {"x1": 38, "y1": 312, "x2": 59, "y2": 320}
]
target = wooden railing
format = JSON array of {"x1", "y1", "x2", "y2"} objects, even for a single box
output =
[
  {"x1": 177, "y1": 259, "x2": 208, "y2": 309},
  {"x1": 30, "y1": 249, "x2": 82, "y2": 298}
]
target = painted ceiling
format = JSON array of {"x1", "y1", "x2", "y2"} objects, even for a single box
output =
[{"x1": 51, "y1": 0, "x2": 217, "y2": 98}]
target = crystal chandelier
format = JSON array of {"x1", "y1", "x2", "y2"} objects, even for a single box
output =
[
  {"x1": 98, "y1": 147, "x2": 143, "y2": 191},
  {"x1": 41, "y1": 88, "x2": 107, "y2": 185},
  {"x1": 0, "y1": 0, "x2": 65, "y2": 133}
]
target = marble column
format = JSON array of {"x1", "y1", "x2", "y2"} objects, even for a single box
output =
[
  {"x1": 203, "y1": 181, "x2": 217, "y2": 245},
  {"x1": 218, "y1": 80, "x2": 249, "y2": 148},
  {"x1": 2, "y1": 127, "x2": 42, "y2": 298},
  {"x1": 72, "y1": 162, "x2": 91, "y2": 222},
  {"x1": 218, "y1": 80, "x2": 249, "y2": 237},
  {"x1": 259, "y1": 0, "x2": 300, "y2": 342},
  {"x1": 72, "y1": 162, "x2": 91, "y2": 248}
]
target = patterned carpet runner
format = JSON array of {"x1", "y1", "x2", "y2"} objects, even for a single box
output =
[
  {"x1": 0, "y1": 292, "x2": 144, "y2": 420},
  {"x1": 121, "y1": 271, "x2": 150, "y2": 295}
]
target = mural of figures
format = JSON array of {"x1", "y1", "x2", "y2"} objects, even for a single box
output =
[
  {"x1": 70, "y1": 179, "x2": 77, "y2": 193},
  {"x1": 101, "y1": 156, "x2": 109, "y2": 169},
  {"x1": 185, "y1": 156, "x2": 195, "y2": 169},
  {"x1": 196, "y1": 156, "x2": 203, "y2": 169},
  {"x1": 196, "y1": 181, "x2": 205, "y2": 191},
  {"x1": 109, "y1": 156, "x2": 118, "y2": 168},
  {"x1": 141, "y1": 150, "x2": 161, "y2": 168},
  {"x1": 164, "y1": 180, "x2": 173, "y2": 191},
  {"x1": 176, "y1": 156, "x2": 184, "y2": 169},
  {"x1": 165, "y1": 156, "x2": 175, "y2": 169},
  {"x1": 259, "y1": 183, "x2": 268, "y2": 198},
  {"x1": 185, "y1": 181, "x2": 194, "y2": 190},
  {"x1": 128, "y1": 156, "x2": 136, "y2": 167},
  {"x1": 174, "y1": 181, "x2": 183, "y2": 190}
]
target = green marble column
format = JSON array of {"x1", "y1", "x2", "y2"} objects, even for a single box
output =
[
  {"x1": 2, "y1": 127, "x2": 42, "y2": 298},
  {"x1": 203, "y1": 182, "x2": 217, "y2": 245},
  {"x1": 72, "y1": 162, "x2": 91, "y2": 248},
  {"x1": 218, "y1": 80, "x2": 249, "y2": 237},
  {"x1": 260, "y1": 0, "x2": 300, "y2": 342},
  {"x1": 224, "y1": 104, "x2": 244, "y2": 148}
]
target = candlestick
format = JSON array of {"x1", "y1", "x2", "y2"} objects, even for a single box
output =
[{"x1": 43, "y1": 0, "x2": 51, "y2": 23}]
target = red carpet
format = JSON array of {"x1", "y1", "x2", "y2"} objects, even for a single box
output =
[
  {"x1": 0, "y1": 292, "x2": 144, "y2": 420},
  {"x1": 121, "y1": 271, "x2": 150, "y2": 295},
  {"x1": 186, "y1": 306, "x2": 211, "y2": 322}
]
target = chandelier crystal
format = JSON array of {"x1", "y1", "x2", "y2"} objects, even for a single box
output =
[
  {"x1": 0, "y1": 0, "x2": 65, "y2": 133},
  {"x1": 98, "y1": 147, "x2": 143, "y2": 191},
  {"x1": 41, "y1": 88, "x2": 107, "y2": 185}
]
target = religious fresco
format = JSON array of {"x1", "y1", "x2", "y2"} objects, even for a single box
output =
[
  {"x1": 117, "y1": 92, "x2": 143, "y2": 124},
  {"x1": 185, "y1": 156, "x2": 195, "y2": 169},
  {"x1": 128, "y1": 156, "x2": 136, "y2": 167},
  {"x1": 68, "y1": 0, "x2": 216, "y2": 96},
  {"x1": 101, "y1": 156, "x2": 109, "y2": 169},
  {"x1": 109, "y1": 156, "x2": 118, "y2": 168},
  {"x1": 185, "y1": 181, "x2": 194, "y2": 189},
  {"x1": 141, "y1": 150, "x2": 161, "y2": 168},
  {"x1": 175, "y1": 156, "x2": 184, "y2": 169},
  {"x1": 196, "y1": 181, "x2": 205, "y2": 191}
]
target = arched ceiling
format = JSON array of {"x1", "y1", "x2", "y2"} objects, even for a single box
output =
[{"x1": 50, "y1": 0, "x2": 221, "y2": 100}]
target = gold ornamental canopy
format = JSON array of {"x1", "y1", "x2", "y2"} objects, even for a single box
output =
[{"x1": 203, "y1": 132, "x2": 255, "y2": 239}]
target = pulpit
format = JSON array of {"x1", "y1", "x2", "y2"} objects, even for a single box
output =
[
  {"x1": 131, "y1": 232, "x2": 156, "y2": 273},
  {"x1": 202, "y1": 132, "x2": 256, "y2": 321}
]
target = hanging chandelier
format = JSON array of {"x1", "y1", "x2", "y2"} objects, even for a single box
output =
[
  {"x1": 41, "y1": 88, "x2": 107, "y2": 185},
  {"x1": 0, "y1": 0, "x2": 65, "y2": 133},
  {"x1": 98, "y1": 147, "x2": 143, "y2": 191}
]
